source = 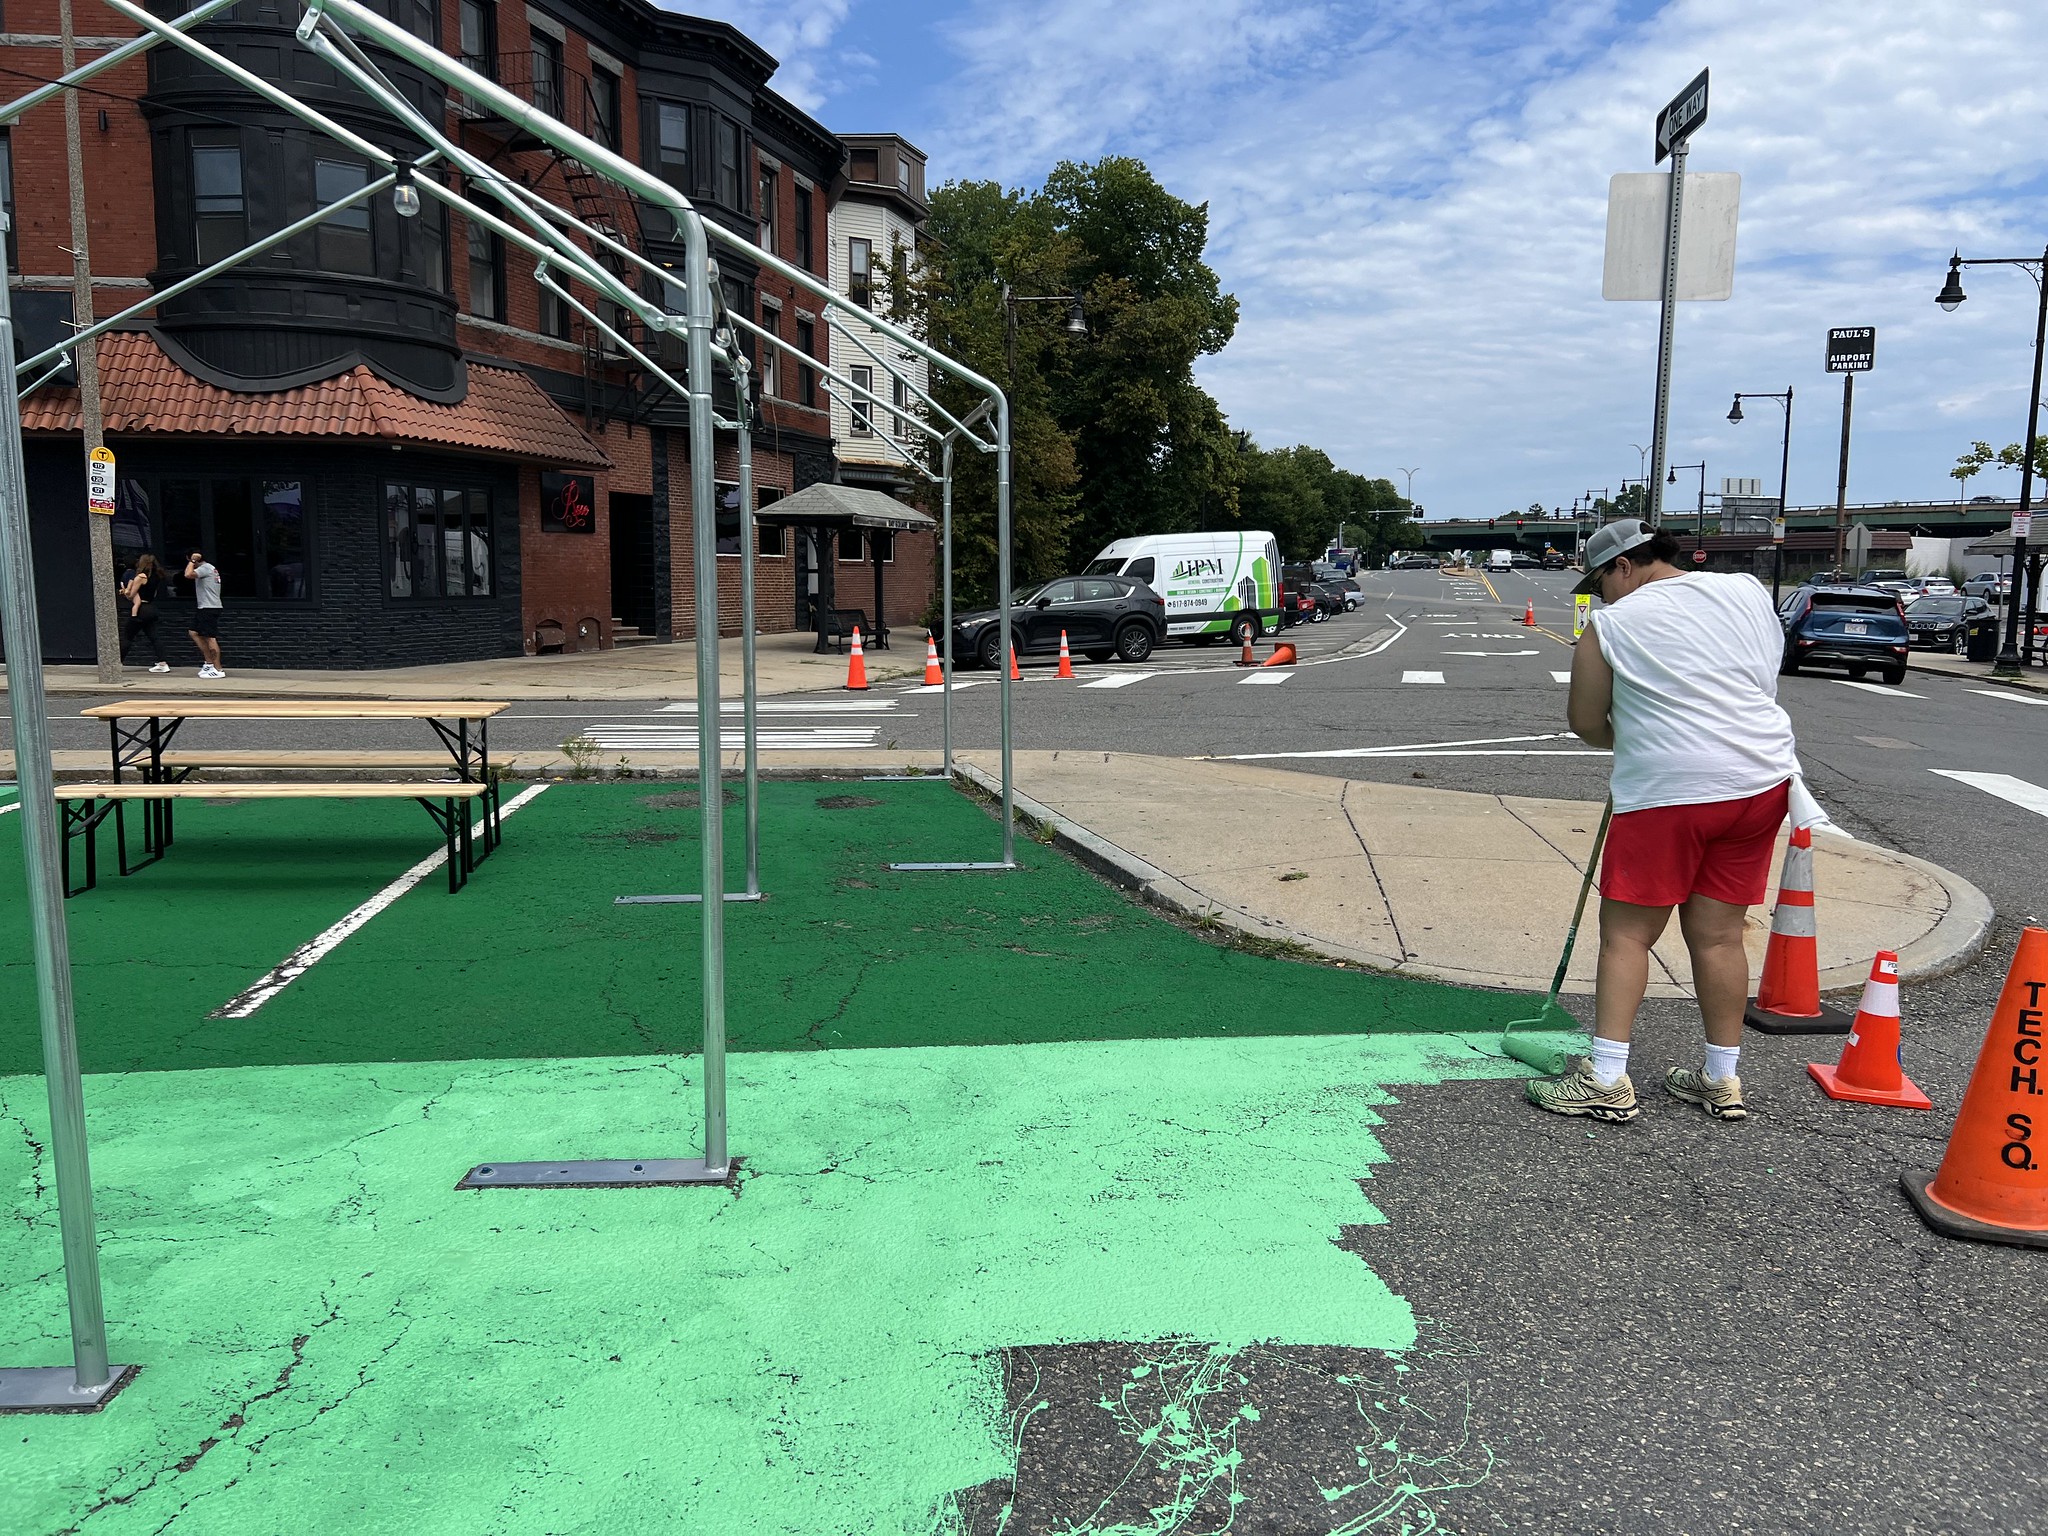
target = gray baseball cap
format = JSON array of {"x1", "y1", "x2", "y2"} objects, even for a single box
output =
[{"x1": 1573, "y1": 519, "x2": 1657, "y2": 595}]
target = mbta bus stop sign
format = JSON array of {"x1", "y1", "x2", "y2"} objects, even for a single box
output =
[{"x1": 1827, "y1": 327, "x2": 1876, "y2": 373}]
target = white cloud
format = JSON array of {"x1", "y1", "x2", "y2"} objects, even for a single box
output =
[
  {"x1": 923, "y1": 0, "x2": 2048, "y2": 515},
  {"x1": 660, "y1": 0, "x2": 856, "y2": 113}
]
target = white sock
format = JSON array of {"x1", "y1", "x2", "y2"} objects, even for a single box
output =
[
  {"x1": 1704, "y1": 1043, "x2": 1741, "y2": 1083},
  {"x1": 1588, "y1": 1036, "x2": 1631, "y2": 1087}
]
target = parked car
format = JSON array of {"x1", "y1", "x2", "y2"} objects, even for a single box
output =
[
  {"x1": 1803, "y1": 569, "x2": 1853, "y2": 587},
  {"x1": 1903, "y1": 576, "x2": 1957, "y2": 598},
  {"x1": 1332, "y1": 578, "x2": 1364, "y2": 610},
  {"x1": 1904, "y1": 594, "x2": 1998, "y2": 653},
  {"x1": 1309, "y1": 581, "x2": 1349, "y2": 617},
  {"x1": 951, "y1": 575, "x2": 1165, "y2": 667},
  {"x1": 1961, "y1": 572, "x2": 2012, "y2": 601},
  {"x1": 1540, "y1": 549, "x2": 1567, "y2": 569},
  {"x1": 1857, "y1": 568, "x2": 1912, "y2": 593},
  {"x1": 1509, "y1": 551, "x2": 1540, "y2": 568},
  {"x1": 1486, "y1": 549, "x2": 1513, "y2": 572},
  {"x1": 1386, "y1": 553, "x2": 1437, "y2": 570},
  {"x1": 1084, "y1": 530, "x2": 1283, "y2": 645},
  {"x1": 1778, "y1": 585, "x2": 1910, "y2": 683}
]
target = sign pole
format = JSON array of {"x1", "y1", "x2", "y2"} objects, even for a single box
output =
[
  {"x1": 1833, "y1": 373, "x2": 1855, "y2": 567},
  {"x1": 1647, "y1": 135, "x2": 1686, "y2": 527}
]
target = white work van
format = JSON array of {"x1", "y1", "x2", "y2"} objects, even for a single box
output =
[
  {"x1": 1084, "y1": 531, "x2": 1282, "y2": 642},
  {"x1": 1487, "y1": 549, "x2": 1513, "y2": 572}
]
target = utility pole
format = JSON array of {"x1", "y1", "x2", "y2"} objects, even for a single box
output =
[
  {"x1": 61, "y1": 0, "x2": 120, "y2": 683},
  {"x1": 1832, "y1": 373, "x2": 1855, "y2": 568}
]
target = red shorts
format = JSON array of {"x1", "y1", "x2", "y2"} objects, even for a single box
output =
[{"x1": 1601, "y1": 780, "x2": 1791, "y2": 909}]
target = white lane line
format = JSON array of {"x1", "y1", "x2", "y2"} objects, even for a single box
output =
[
  {"x1": 1836, "y1": 680, "x2": 1925, "y2": 698},
  {"x1": 1971, "y1": 688, "x2": 2048, "y2": 708},
  {"x1": 210, "y1": 783, "x2": 551, "y2": 1019},
  {"x1": 1239, "y1": 671, "x2": 1294, "y2": 685},
  {"x1": 0, "y1": 803, "x2": 17, "y2": 818},
  {"x1": 1931, "y1": 770, "x2": 2048, "y2": 819},
  {"x1": 902, "y1": 680, "x2": 995, "y2": 693},
  {"x1": 1443, "y1": 649, "x2": 1541, "y2": 657},
  {"x1": 1079, "y1": 672, "x2": 1156, "y2": 689},
  {"x1": 1550, "y1": 671, "x2": 1573, "y2": 683},
  {"x1": 660, "y1": 700, "x2": 900, "y2": 714},
  {"x1": 580, "y1": 728, "x2": 878, "y2": 750},
  {"x1": 1218, "y1": 730, "x2": 1589, "y2": 761},
  {"x1": 1402, "y1": 670, "x2": 1445, "y2": 684}
]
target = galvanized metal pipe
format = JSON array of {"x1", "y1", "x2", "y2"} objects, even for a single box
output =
[
  {"x1": 941, "y1": 435, "x2": 955, "y2": 776},
  {"x1": 0, "y1": 256, "x2": 111, "y2": 1393},
  {"x1": 736, "y1": 367, "x2": 760, "y2": 897}
]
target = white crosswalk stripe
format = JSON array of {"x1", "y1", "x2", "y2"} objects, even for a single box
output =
[
  {"x1": 579, "y1": 726, "x2": 879, "y2": 750},
  {"x1": 1931, "y1": 770, "x2": 2048, "y2": 819},
  {"x1": 660, "y1": 699, "x2": 898, "y2": 713},
  {"x1": 1971, "y1": 688, "x2": 2048, "y2": 709},
  {"x1": 1550, "y1": 671, "x2": 1572, "y2": 683},
  {"x1": 1402, "y1": 670, "x2": 1445, "y2": 684},
  {"x1": 1836, "y1": 680, "x2": 1925, "y2": 698},
  {"x1": 1239, "y1": 671, "x2": 1294, "y2": 685},
  {"x1": 1079, "y1": 672, "x2": 1156, "y2": 689}
]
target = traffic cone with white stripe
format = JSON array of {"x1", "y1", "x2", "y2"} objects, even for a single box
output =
[
  {"x1": 844, "y1": 627, "x2": 869, "y2": 691},
  {"x1": 1008, "y1": 643, "x2": 1022, "y2": 681},
  {"x1": 1808, "y1": 951, "x2": 1932, "y2": 1109},
  {"x1": 1056, "y1": 630, "x2": 1074, "y2": 678},
  {"x1": 923, "y1": 632, "x2": 943, "y2": 686},
  {"x1": 1745, "y1": 826, "x2": 1853, "y2": 1034},
  {"x1": 1523, "y1": 600, "x2": 1536, "y2": 626}
]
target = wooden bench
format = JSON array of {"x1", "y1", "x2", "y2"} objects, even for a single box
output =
[
  {"x1": 158, "y1": 751, "x2": 523, "y2": 772},
  {"x1": 812, "y1": 607, "x2": 887, "y2": 655},
  {"x1": 55, "y1": 781, "x2": 492, "y2": 897}
]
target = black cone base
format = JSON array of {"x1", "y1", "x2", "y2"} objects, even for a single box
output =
[
  {"x1": 1902, "y1": 1171, "x2": 2048, "y2": 1252},
  {"x1": 1744, "y1": 998, "x2": 1855, "y2": 1035}
]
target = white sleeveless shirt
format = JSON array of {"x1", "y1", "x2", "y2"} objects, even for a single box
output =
[{"x1": 1586, "y1": 572, "x2": 1799, "y2": 814}]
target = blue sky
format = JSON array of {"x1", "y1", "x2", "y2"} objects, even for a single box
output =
[{"x1": 682, "y1": 1, "x2": 2048, "y2": 521}]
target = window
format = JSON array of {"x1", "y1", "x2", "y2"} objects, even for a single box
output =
[
  {"x1": 715, "y1": 481, "x2": 743, "y2": 556},
  {"x1": 538, "y1": 281, "x2": 571, "y2": 339},
  {"x1": 840, "y1": 529, "x2": 894, "y2": 563},
  {"x1": 795, "y1": 317, "x2": 815, "y2": 406},
  {"x1": 655, "y1": 103, "x2": 688, "y2": 189},
  {"x1": 1124, "y1": 556, "x2": 1154, "y2": 586},
  {"x1": 892, "y1": 375, "x2": 909, "y2": 438},
  {"x1": 154, "y1": 477, "x2": 310, "y2": 601},
  {"x1": 406, "y1": 181, "x2": 447, "y2": 292},
  {"x1": 757, "y1": 166, "x2": 777, "y2": 252},
  {"x1": 848, "y1": 237, "x2": 871, "y2": 308},
  {"x1": 467, "y1": 218, "x2": 502, "y2": 320},
  {"x1": 530, "y1": 30, "x2": 563, "y2": 118},
  {"x1": 793, "y1": 182, "x2": 812, "y2": 270},
  {"x1": 896, "y1": 154, "x2": 911, "y2": 193},
  {"x1": 716, "y1": 117, "x2": 741, "y2": 209},
  {"x1": 889, "y1": 243, "x2": 909, "y2": 318},
  {"x1": 757, "y1": 488, "x2": 785, "y2": 555},
  {"x1": 386, "y1": 482, "x2": 492, "y2": 599},
  {"x1": 457, "y1": 0, "x2": 495, "y2": 74},
  {"x1": 849, "y1": 364, "x2": 874, "y2": 435},
  {"x1": 0, "y1": 129, "x2": 15, "y2": 270},
  {"x1": 758, "y1": 306, "x2": 779, "y2": 396},
  {"x1": 849, "y1": 147, "x2": 878, "y2": 182},
  {"x1": 313, "y1": 157, "x2": 372, "y2": 273},
  {"x1": 589, "y1": 66, "x2": 620, "y2": 152},
  {"x1": 840, "y1": 529, "x2": 862, "y2": 562},
  {"x1": 192, "y1": 135, "x2": 246, "y2": 266}
]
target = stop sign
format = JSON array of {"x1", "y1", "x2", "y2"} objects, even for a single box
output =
[{"x1": 1692, "y1": 550, "x2": 1707, "y2": 564}]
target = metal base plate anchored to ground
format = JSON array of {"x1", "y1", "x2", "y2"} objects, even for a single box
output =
[
  {"x1": 889, "y1": 861, "x2": 1017, "y2": 872},
  {"x1": 613, "y1": 893, "x2": 765, "y2": 904},
  {"x1": 457, "y1": 1159, "x2": 739, "y2": 1190},
  {"x1": 0, "y1": 1364, "x2": 140, "y2": 1413}
]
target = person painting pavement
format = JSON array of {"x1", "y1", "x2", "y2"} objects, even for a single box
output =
[{"x1": 1528, "y1": 520, "x2": 1800, "y2": 1124}]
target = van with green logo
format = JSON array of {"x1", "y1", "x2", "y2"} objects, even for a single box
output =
[{"x1": 1084, "y1": 531, "x2": 1283, "y2": 645}]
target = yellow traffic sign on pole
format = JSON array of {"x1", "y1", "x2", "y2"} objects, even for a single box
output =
[
  {"x1": 1573, "y1": 593, "x2": 1592, "y2": 637},
  {"x1": 86, "y1": 445, "x2": 114, "y2": 515}
]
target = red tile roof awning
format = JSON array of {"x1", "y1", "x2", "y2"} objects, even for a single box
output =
[{"x1": 20, "y1": 330, "x2": 610, "y2": 469}]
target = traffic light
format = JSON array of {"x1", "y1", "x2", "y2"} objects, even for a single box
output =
[
  {"x1": 1487, "y1": 518, "x2": 1495, "y2": 528},
  {"x1": 1517, "y1": 518, "x2": 1525, "y2": 529}
]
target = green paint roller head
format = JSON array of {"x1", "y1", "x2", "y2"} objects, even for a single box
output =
[{"x1": 1498, "y1": 800, "x2": 1611, "y2": 1076}]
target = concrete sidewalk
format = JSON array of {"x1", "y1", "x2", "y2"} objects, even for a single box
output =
[
  {"x1": 1906, "y1": 650, "x2": 2048, "y2": 694},
  {"x1": 959, "y1": 752, "x2": 1992, "y2": 1000},
  {"x1": 2, "y1": 630, "x2": 918, "y2": 701}
]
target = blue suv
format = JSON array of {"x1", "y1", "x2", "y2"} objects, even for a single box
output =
[{"x1": 1778, "y1": 585, "x2": 1910, "y2": 684}]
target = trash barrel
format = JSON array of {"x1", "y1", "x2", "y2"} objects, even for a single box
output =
[{"x1": 1968, "y1": 618, "x2": 2000, "y2": 662}]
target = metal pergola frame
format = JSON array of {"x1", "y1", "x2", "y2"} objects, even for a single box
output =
[{"x1": 0, "y1": 0, "x2": 1017, "y2": 1412}]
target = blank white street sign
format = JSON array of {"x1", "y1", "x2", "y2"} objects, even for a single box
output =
[
  {"x1": 1603, "y1": 171, "x2": 1741, "y2": 300},
  {"x1": 1402, "y1": 670, "x2": 1445, "y2": 684}
]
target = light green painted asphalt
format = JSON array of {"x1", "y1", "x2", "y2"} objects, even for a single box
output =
[{"x1": 2, "y1": 1033, "x2": 1518, "y2": 1534}]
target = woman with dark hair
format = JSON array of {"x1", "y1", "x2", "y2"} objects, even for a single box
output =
[
  {"x1": 1527, "y1": 520, "x2": 1800, "y2": 1125},
  {"x1": 119, "y1": 552, "x2": 171, "y2": 672}
]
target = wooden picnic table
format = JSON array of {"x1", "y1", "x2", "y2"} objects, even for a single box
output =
[{"x1": 77, "y1": 698, "x2": 512, "y2": 869}]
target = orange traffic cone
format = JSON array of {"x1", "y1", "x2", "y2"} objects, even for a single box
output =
[
  {"x1": 1808, "y1": 951, "x2": 1931, "y2": 1109},
  {"x1": 1235, "y1": 634, "x2": 1257, "y2": 666},
  {"x1": 1056, "y1": 629, "x2": 1074, "y2": 678},
  {"x1": 844, "y1": 627, "x2": 869, "y2": 691},
  {"x1": 1523, "y1": 601, "x2": 1536, "y2": 626},
  {"x1": 1745, "y1": 827, "x2": 1853, "y2": 1034},
  {"x1": 1903, "y1": 926, "x2": 2048, "y2": 1248},
  {"x1": 1008, "y1": 643, "x2": 1022, "y2": 681},
  {"x1": 923, "y1": 633, "x2": 943, "y2": 686},
  {"x1": 1261, "y1": 642, "x2": 1297, "y2": 667}
]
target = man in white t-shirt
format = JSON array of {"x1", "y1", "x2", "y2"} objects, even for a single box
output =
[{"x1": 1526, "y1": 520, "x2": 1799, "y2": 1125}]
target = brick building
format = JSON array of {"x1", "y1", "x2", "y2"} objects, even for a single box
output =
[{"x1": 1, "y1": 0, "x2": 936, "y2": 667}]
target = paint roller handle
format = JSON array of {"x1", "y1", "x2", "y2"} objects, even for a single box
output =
[{"x1": 1544, "y1": 799, "x2": 1614, "y2": 1002}]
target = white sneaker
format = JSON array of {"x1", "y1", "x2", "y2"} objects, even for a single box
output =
[
  {"x1": 198, "y1": 665, "x2": 221, "y2": 678},
  {"x1": 148, "y1": 662, "x2": 170, "y2": 673}
]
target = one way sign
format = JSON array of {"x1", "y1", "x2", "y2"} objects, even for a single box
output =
[{"x1": 1655, "y1": 68, "x2": 1709, "y2": 163}]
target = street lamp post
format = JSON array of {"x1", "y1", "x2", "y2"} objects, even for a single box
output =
[
  {"x1": 1398, "y1": 466, "x2": 1419, "y2": 512},
  {"x1": 1001, "y1": 282, "x2": 1087, "y2": 377},
  {"x1": 1668, "y1": 460, "x2": 1707, "y2": 560},
  {"x1": 1729, "y1": 388, "x2": 1793, "y2": 604},
  {"x1": 1630, "y1": 442, "x2": 1649, "y2": 485},
  {"x1": 1937, "y1": 247, "x2": 2048, "y2": 673}
]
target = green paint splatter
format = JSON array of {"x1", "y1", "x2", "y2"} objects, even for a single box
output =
[{"x1": 2, "y1": 1032, "x2": 1513, "y2": 1533}]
